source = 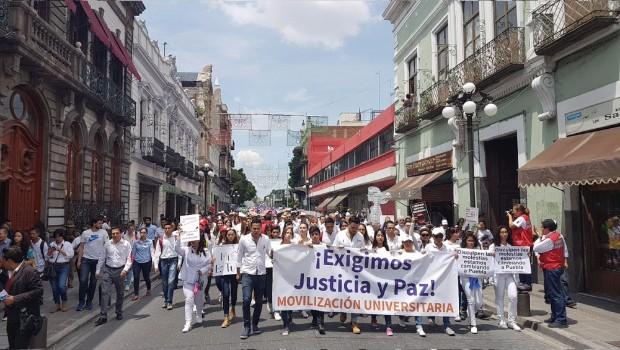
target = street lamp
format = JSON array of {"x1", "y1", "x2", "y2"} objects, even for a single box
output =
[
  {"x1": 304, "y1": 179, "x2": 313, "y2": 210},
  {"x1": 197, "y1": 162, "x2": 215, "y2": 213},
  {"x1": 442, "y1": 82, "x2": 497, "y2": 207}
]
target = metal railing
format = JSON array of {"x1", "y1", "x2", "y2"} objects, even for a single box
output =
[
  {"x1": 533, "y1": 0, "x2": 619, "y2": 54},
  {"x1": 141, "y1": 137, "x2": 166, "y2": 166},
  {"x1": 419, "y1": 80, "x2": 451, "y2": 118},
  {"x1": 65, "y1": 200, "x2": 125, "y2": 231},
  {"x1": 165, "y1": 147, "x2": 182, "y2": 172},
  {"x1": 394, "y1": 104, "x2": 419, "y2": 133},
  {"x1": 0, "y1": 0, "x2": 8, "y2": 32}
]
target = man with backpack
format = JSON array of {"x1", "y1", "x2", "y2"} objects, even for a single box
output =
[
  {"x1": 30, "y1": 227, "x2": 48, "y2": 277},
  {"x1": 153, "y1": 223, "x2": 179, "y2": 310}
]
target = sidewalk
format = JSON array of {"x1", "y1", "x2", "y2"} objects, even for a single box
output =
[
  {"x1": 482, "y1": 283, "x2": 620, "y2": 349},
  {"x1": 0, "y1": 272, "x2": 161, "y2": 349}
]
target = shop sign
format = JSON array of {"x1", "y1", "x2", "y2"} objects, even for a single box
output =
[
  {"x1": 565, "y1": 96, "x2": 620, "y2": 135},
  {"x1": 162, "y1": 184, "x2": 182, "y2": 195},
  {"x1": 407, "y1": 151, "x2": 453, "y2": 177}
]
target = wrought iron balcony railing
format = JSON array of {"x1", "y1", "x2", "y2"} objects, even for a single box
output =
[
  {"x1": 141, "y1": 137, "x2": 166, "y2": 166},
  {"x1": 65, "y1": 200, "x2": 125, "y2": 231},
  {"x1": 394, "y1": 103, "x2": 419, "y2": 134},
  {"x1": 165, "y1": 147, "x2": 182, "y2": 172},
  {"x1": 419, "y1": 80, "x2": 451, "y2": 119},
  {"x1": 533, "y1": 0, "x2": 619, "y2": 55}
]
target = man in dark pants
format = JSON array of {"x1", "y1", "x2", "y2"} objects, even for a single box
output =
[
  {"x1": 77, "y1": 217, "x2": 109, "y2": 311},
  {"x1": 236, "y1": 218, "x2": 271, "y2": 339},
  {"x1": 2, "y1": 246, "x2": 44, "y2": 349}
]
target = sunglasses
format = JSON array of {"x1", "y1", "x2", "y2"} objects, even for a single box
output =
[{"x1": 420, "y1": 233, "x2": 430, "y2": 236}]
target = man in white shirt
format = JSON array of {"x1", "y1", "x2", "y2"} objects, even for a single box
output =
[
  {"x1": 153, "y1": 223, "x2": 179, "y2": 310},
  {"x1": 332, "y1": 217, "x2": 365, "y2": 334},
  {"x1": 396, "y1": 218, "x2": 408, "y2": 236},
  {"x1": 29, "y1": 227, "x2": 48, "y2": 275},
  {"x1": 77, "y1": 217, "x2": 109, "y2": 311},
  {"x1": 424, "y1": 228, "x2": 456, "y2": 336},
  {"x1": 237, "y1": 218, "x2": 271, "y2": 339},
  {"x1": 94, "y1": 227, "x2": 132, "y2": 326},
  {"x1": 384, "y1": 221, "x2": 402, "y2": 251},
  {"x1": 321, "y1": 217, "x2": 339, "y2": 245}
]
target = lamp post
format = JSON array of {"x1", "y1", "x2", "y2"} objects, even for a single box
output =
[
  {"x1": 442, "y1": 82, "x2": 497, "y2": 207},
  {"x1": 304, "y1": 180, "x2": 313, "y2": 210},
  {"x1": 197, "y1": 162, "x2": 215, "y2": 214}
]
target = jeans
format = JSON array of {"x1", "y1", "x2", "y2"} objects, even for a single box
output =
[
  {"x1": 311, "y1": 310, "x2": 325, "y2": 326},
  {"x1": 78, "y1": 258, "x2": 99, "y2": 306},
  {"x1": 50, "y1": 263, "x2": 70, "y2": 304},
  {"x1": 204, "y1": 274, "x2": 213, "y2": 301},
  {"x1": 241, "y1": 273, "x2": 265, "y2": 330},
  {"x1": 100, "y1": 265, "x2": 124, "y2": 317},
  {"x1": 544, "y1": 268, "x2": 567, "y2": 324},
  {"x1": 280, "y1": 310, "x2": 293, "y2": 328},
  {"x1": 561, "y1": 269, "x2": 575, "y2": 304},
  {"x1": 264, "y1": 268, "x2": 273, "y2": 305},
  {"x1": 124, "y1": 268, "x2": 134, "y2": 289},
  {"x1": 458, "y1": 277, "x2": 468, "y2": 314},
  {"x1": 217, "y1": 275, "x2": 238, "y2": 316},
  {"x1": 424, "y1": 316, "x2": 451, "y2": 328},
  {"x1": 132, "y1": 261, "x2": 152, "y2": 296},
  {"x1": 495, "y1": 274, "x2": 518, "y2": 324},
  {"x1": 160, "y1": 257, "x2": 178, "y2": 304}
]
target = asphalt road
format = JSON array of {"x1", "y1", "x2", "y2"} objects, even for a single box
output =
[{"x1": 52, "y1": 287, "x2": 562, "y2": 350}]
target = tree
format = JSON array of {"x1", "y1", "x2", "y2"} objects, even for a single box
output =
[
  {"x1": 231, "y1": 168, "x2": 257, "y2": 204},
  {"x1": 288, "y1": 146, "x2": 304, "y2": 188}
]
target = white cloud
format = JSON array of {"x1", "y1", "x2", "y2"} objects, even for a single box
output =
[
  {"x1": 285, "y1": 88, "x2": 311, "y2": 102},
  {"x1": 236, "y1": 149, "x2": 264, "y2": 167},
  {"x1": 211, "y1": 0, "x2": 372, "y2": 49}
]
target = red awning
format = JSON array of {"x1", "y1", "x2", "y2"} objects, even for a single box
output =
[
  {"x1": 79, "y1": 1, "x2": 109, "y2": 47},
  {"x1": 65, "y1": 0, "x2": 77, "y2": 12}
]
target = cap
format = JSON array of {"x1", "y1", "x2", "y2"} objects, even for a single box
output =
[
  {"x1": 238, "y1": 212, "x2": 247, "y2": 218},
  {"x1": 441, "y1": 219, "x2": 448, "y2": 226},
  {"x1": 300, "y1": 212, "x2": 307, "y2": 216},
  {"x1": 402, "y1": 235, "x2": 414, "y2": 243},
  {"x1": 431, "y1": 227, "x2": 445, "y2": 237}
]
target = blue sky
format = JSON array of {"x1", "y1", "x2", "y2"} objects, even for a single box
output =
[{"x1": 139, "y1": 0, "x2": 394, "y2": 197}]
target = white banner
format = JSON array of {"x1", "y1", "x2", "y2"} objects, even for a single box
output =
[
  {"x1": 273, "y1": 245, "x2": 459, "y2": 316},
  {"x1": 212, "y1": 244, "x2": 238, "y2": 276},
  {"x1": 494, "y1": 246, "x2": 531, "y2": 274},
  {"x1": 455, "y1": 248, "x2": 495, "y2": 277},
  {"x1": 265, "y1": 239, "x2": 281, "y2": 269},
  {"x1": 179, "y1": 214, "x2": 200, "y2": 244}
]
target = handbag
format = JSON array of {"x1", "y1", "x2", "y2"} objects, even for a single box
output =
[
  {"x1": 19, "y1": 307, "x2": 43, "y2": 335},
  {"x1": 42, "y1": 243, "x2": 62, "y2": 281}
]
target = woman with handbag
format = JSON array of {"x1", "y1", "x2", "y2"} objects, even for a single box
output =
[
  {"x1": 175, "y1": 236, "x2": 212, "y2": 333},
  {"x1": 46, "y1": 228, "x2": 74, "y2": 312}
]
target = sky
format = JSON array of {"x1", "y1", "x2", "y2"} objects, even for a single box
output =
[{"x1": 139, "y1": 0, "x2": 394, "y2": 198}]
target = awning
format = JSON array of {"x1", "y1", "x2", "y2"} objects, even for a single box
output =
[
  {"x1": 316, "y1": 196, "x2": 335, "y2": 211},
  {"x1": 385, "y1": 169, "x2": 450, "y2": 200},
  {"x1": 80, "y1": 1, "x2": 109, "y2": 48},
  {"x1": 327, "y1": 193, "x2": 349, "y2": 210},
  {"x1": 188, "y1": 193, "x2": 205, "y2": 203},
  {"x1": 65, "y1": 0, "x2": 77, "y2": 12},
  {"x1": 518, "y1": 127, "x2": 620, "y2": 187},
  {"x1": 110, "y1": 34, "x2": 142, "y2": 80}
]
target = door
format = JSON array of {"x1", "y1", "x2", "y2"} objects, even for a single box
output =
[
  {"x1": 484, "y1": 134, "x2": 520, "y2": 230},
  {"x1": 0, "y1": 121, "x2": 42, "y2": 230}
]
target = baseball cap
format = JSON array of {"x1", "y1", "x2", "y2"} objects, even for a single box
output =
[
  {"x1": 441, "y1": 219, "x2": 448, "y2": 226},
  {"x1": 431, "y1": 227, "x2": 445, "y2": 237},
  {"x1": 402, "y1": 235, "x2": 414, "y2": 243}
]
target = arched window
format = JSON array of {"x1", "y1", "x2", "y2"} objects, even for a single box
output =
[
  {"x1": 91, "y1": 132, "x2": 104, "y2": 202},
  {"x1": 111, "y1": 140, "x2": 122, "y2": 202},
  {"x1": 66, "y1": 122, "x2": 83, "y2": 200}
]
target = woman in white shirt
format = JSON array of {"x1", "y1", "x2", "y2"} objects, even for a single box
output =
[
  {"x1": 46, "y1": 229, "x2": 75, "y2": 312},
  {"x1": 489, "y1": 226, "x2": 521, "y2": 331},
  {"x1": 175, "y1": 237, "x2": 212, "y2": 333},
  {"x1": 359, "y1": 224, "x2": 373, "y2": 250},
  {"x1": 370, "y1": 230, "x2": 394, "y2": 336},
  {"x1": 459, "y1": 232, "x2": 483, "y2": 334},
  {"x1": 293, "y1": 222, "x2": 311, "y2": 246}
]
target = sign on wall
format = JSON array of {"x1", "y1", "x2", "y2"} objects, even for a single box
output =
[
  {"x1": 565, "y1": 96, "x2": 620, "y2": 135},
  {"x1": 407, "y1": 151, "x2": 453, "y2": 177}
]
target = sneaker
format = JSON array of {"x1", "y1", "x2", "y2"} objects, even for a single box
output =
[
  {"x1": 428, "y1": 318, "x2": 435, "y2": 325},
  {"x1": 301, "y1": 310, "x2": 309, "y2": 318},
  {"x1": 498, "y1": 321, "x2": 508, "y2": 329},
  {"x1": 240, "y1": 327, "x2": 250, "y2": 339},
  {"x1": 94, "y1": 317, "x2": 107, "y2": 326},
  {"x1": 274, "y1": 312, "x2": 282, "y2": 321},
  {"x1": 162, "y1": 302, "x2": 168, "y2": 309},
  {"x1": 85, "y1": 303, "x2": 93, "y2": 311},
  {"x1": 282, "y1": 327, "x2": 289, "y2": 336},
  {"x1": 352, "y1": 323, "x2": 361, "y2": 334},
  {"x1": 182, "y1": 323, "x2": 191, "y2": 333},
  {"x1": 548, "y1": 322, "x2": 568, "y2": 329},
  {"x1": 318, "y1": 324, "x2": 325, "y2": 335},
  {"x1": 416, "y1": 325, "x2": 426, "y2": 337},
  {"x1": 131, "y1": 296, "x2": 139, "y2": 301},
  {"x1": 543, "y1": 317, "x2": 555, "y2": 323},
  {"x1": 124, "y1": 286, "x2": 130, "y2": 292},
  {"x1": 194, "y1": 315, "x2": 203, "y2": 325},
  {"x1": 251, "y1": 325, "x2": 262, "y2": 335},
  {"x1": 386, "y1": 327, "x2": 393, "y2": 336},
  {"x1": 266, "y1": 303, "x2": 272, "y2": 313},
  {"x1": 250, "y1": 299, "x2": 256, "y2": 307},
  {"x1": 471, "y1": 326, "x2": 478, "y2": 334},
  {"x1": 398, "y1": 319, "x2": 406, "y2": 327},
  {"x1": 454, "y1": 314, "x2": 462, "y2": 322},
  {"x1": 167, "y1": 304, "x2": 173, "y2": 310},
  {"x1": 75, "y1": 304, "x2": 84, "y2": 312},
  {"x1": 445, "y1": 327, "x2": 455, "y2": 336},
  {"x1": 509, "y1": 322, "x2": 522, "y2": 332}
]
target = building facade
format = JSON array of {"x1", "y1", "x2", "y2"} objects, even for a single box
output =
[
  {"x1": 0, "y1": 0, "x2": 144, "y2": 231},
  {"x1": 384, "y1": 0, "x2": 620, "y2": 298},
  {"x1": 128, "y1": 19, "x2": 202, "y2": 224}
]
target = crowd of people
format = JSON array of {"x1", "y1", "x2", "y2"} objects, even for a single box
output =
[{"x1": 0, "y1": 202, "x2": 573, "y2": 346}]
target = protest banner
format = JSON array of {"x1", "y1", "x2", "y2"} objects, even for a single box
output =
[
  {"x1": 265, "y1": 239, "x2": 281, "y2": 269},
  {"x1": 179, "y1": 214, "x2": 200, "y2": 243},
  {"x1": 212, "y1": 244, "x2": 238, "y2": 276},
  {"x1": 273, "y1": 245, "x2": 459, "y2": 316},
  {"x1": 455, "y1": 248, "x2": 495, "y2": 277},
  {"x1": 494, "y1": 246, "x2": 531, "y2": 274}
]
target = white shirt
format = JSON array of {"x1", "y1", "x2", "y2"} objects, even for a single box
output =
[
  {"x1": 333, "y1": 229, "x2": 365, "y2": 248},
  {"x1": 31, "y1": 239, "x2": 48, "y2": 272},
  {"x1": 80, "y1": 229, "x2": 110, "y2": 260},
  {"x1": 386, "y1": 234, "x2": 402, "y2": 251},
  {"x1": 176, "y1": 244, "x2": 211, "y2": 285},
  {"x1": 72, "y1": 236, "x2": 81, "y2": 250},
  {"x1": 396, "y1": 225, "x2": 407, "y2": 236},
  {"x1": 237, "y1": 234, "x2": 271, "y2": 275},
  {"x1": 293, "y1": 235, "x2": 311, "y2": 245},
  {"x1": 46, "y1": 240, "x2": 74, "y2": 264},
  {"x1": 153, "y1": 234, "x2": 179, "y2": 266},
  {"x1": 321, "y1": 226, "x2": 339, "y2": 245},
  {"x1": 513, "y1": 216, "x2": 527, "y2": 229},
  {"x1": 426, "y1": 242, "x2": 454, "y2": 254},
  {"x1": 97, "y1": 239, "x2": 132, "y2": 274}
]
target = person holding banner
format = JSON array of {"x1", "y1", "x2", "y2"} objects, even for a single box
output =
[
  {"x1": 425, "y1": 228, "x2": 456, "y2": 336},
  {"x1": 308, "y1": 225, "x2": 326, "y2": 335},
  {"x1": 507, "y1": 204, "x2": 533, "y2": 291},
  {"x1": 458, "y1": 232, "x2": 483, "y2": 334},
  {"x1": 276, "y1": 227, "x2": 294, "y2": 335},
  {"x1": 370, "y1": 229, "x2": 394, "y2": 336},
  {"x1": 237, "y1": 218, "x2": 272, "y2": 339},
  {"x1": 217, "y1": 229, "x2": 239, "y2": 328},
  {"x1": 175, "y1": 234, "x2": 212, "y2": 333},
  {"x1": 293, "y1": 222, "x2": 312, "y2": 246},
  {"x1": 358, "y1": 224, "x2": 373, "y2": 249},
  {"x1": 321, "y1": 217, "x2": 339, "y2": 245},
  {"x1": 489, "y1": 226, "x2": 521, "y2": 331}
]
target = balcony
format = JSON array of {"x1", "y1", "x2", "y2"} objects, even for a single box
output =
[
  {"x1": 394, "y1": 104, "x2": 419, "y2": 134},
  {"x1": 165, "y1": 147, "x2": 182, "y2": 172},
  {"x1": 66, "y1": 200, "x2": 125, "y2": 230},
  {"x1": 533, "y1": 0, "x2": 619, "y2": 55},
  {"x1": 141, "y1": 137, "x2": 166, "y2": 166},
  {"x1": 419, "y1": 80, "x2": 450, "y2": 119}
]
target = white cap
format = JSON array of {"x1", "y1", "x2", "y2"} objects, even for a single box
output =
[
  {"x1": 238, "y1": 213, "x2": 247, "y2": 218},
  {"x1": 300, "y1": 212, "x2": 307, "y2": 216},
  {"x1": 441, "y1": 219, "x2": 448, "y2": 226},
  {"x1": 431, "y1": 227, "x2": 445, "y2": 237},
  {"x1": 402, "y1": 235, "x2": 414, "y2": 243}
]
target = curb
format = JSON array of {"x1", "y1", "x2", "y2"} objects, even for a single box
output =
[{"x1": 47, "y1": 274, "x2": 162, "y2": 349}]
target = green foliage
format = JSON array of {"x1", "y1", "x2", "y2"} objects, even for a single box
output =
[
  {"x1": 288, "y1": 146, "x2": 304, "y2": 188},
  {"x1": 231, "y1": 168, "x2": 257, "y2": 203}
]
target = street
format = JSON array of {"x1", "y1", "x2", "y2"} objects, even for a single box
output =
[{"x1": 51, "y1": 288, "x2": 560, "y2": 350}]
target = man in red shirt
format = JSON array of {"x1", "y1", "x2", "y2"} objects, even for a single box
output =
[
  {"x1": 508, "y1": 204, "x2": 533, "y2": 291},
  {"x1": 533, "y1": 219, "x2": 567, "y2": 328}
]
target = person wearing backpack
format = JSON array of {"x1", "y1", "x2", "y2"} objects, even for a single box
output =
[
  {"x1": 30, "y1": 227, "x2": 48, "y2": 276},
  {"x1": 46, "y1": 229, "x2": 74, "y2": 312},
  {"x1": 153, "y1": 223, "x2": 179, "y2": 310}
]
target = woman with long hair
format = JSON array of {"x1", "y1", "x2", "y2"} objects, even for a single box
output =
[
  {"x1": 175, "y1": 236, "x2": 212, "y2": 333},
  {"x1": 459, "y1": 232, "x2": 483, "y2": 334},
  {"x1": 12, "y1": 231, "x2": 34, "y2": 264},
  {"x1": 359, "y1": 224, "x2": 372, "y2": 249},
  {"x1": 131, "y1": 227, "x2": 153, "y2": 301},
  {"x1": 217, "y1": 228, "x2": 239, "y2": 328},
  {"x1": 370, "y1": 230, "x2": 394, "y2": 335},
  {"x1": 489, "y1": 226, "x2": 521, "y2": 331},
  {"x1": 293, "y1": 222, "x2": 311, "y2": 246}
]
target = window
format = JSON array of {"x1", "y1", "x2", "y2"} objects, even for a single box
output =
[
  {"x1": 407, "y1": 56, "x2": 417, "y2": 96},
  {"x1": 436, "y1": 25, "x2": 449, "y2": 80},
  {"x1": 91, "y1": 133, "x2": 105, "y2": 202},
  {"x1": 379, "y1": 128, "x2": 394, "y2": 154},
  {"x1": 463, "y1": 1, "x2": 480, "y2": 58},
  {"x1": 111, "y1": 141, "x2": 121, "y2": 202},
  {"x1": 369, "y1": 137, "x2": 379, "y2": 159},
  {"x1": 494, "y1": 0, "x2": 517, "y2": 36},
  {"x1": 66, "y1": 122, "x2": 83, "y2": 200},
  {"x1": 33, "y1": 0, "x2": 50, "y2": 21}
]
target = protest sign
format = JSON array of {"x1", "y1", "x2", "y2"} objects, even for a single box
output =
[
  {"x1": 265, "y1": 239, "x2": 281, "y2": 269},
  {"x1": 463, "y1": 207, "x2": 479, "y2": 231},
  {"x1": 179, "y1": 214, "x2": 200, "y2": 243},
  {"x1": 494, "y1": 246, "x2": 531, "y2": 274},
  {"x1": 455, "y1": 248, "x2": 495, "y2": 277},
  {"x1": 273, "y1": 245, "x2": 459, "y2": 316},
  {"x1": 212, "y1": 244, "x2": 238, "y2": 276}
]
